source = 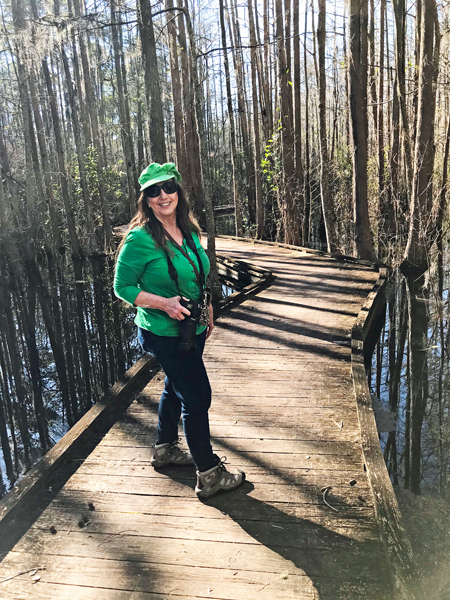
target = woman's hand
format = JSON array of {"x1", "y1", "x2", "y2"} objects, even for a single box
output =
[
  {"x1": 206, "y1": 303, "x2": 214, "y2": 340},
  {"x1": 164, "y1": 296, "x2": 191, "y2": 321}
]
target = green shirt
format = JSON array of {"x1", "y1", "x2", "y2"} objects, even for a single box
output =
[{"x1": 114, "y1": 226, "x2": 210, "y2": 336}]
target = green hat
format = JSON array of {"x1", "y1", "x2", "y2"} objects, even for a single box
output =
[{"x1": 138, "y1": 162, "x2": 181, "y2": 191}]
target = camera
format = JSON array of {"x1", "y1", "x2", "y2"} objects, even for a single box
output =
[{"x1": 179, "y1": 297, "x2": 203, "y2": 352}]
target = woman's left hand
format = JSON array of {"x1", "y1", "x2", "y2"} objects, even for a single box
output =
[{"x1": 206, "y1": 303, "x2": 214, "y2": 340}]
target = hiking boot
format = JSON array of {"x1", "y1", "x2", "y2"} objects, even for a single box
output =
[
  {"x1": 151, "y1": 441, "x2": 194, "y2": 468},
  {"x1": 195, "y1": 457, "x2": 245, "y2": 499}
]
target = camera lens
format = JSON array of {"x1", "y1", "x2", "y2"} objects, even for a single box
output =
[{"x1": 179, "y1": 298, "x2": 201, "y2": 351}]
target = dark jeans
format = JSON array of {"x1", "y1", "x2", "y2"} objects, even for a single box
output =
[{"x1": 137, "y1": 327, "x2": 218, "y2": 472}]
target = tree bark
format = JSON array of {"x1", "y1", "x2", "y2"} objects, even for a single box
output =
[
  {"x1": 178, "y1": 5, "x2": 205, "y2": 225},
  {"x1": 110, "y1": 0, "x2": 136, "y2": 217},
  {"x1": 293, "y1": 0, "x2": 304, "y2": 244},
  {"x1": 72, "y1": 0, "x2": 113, "y2": 248},
  {"x1": 303, "y1": 1, "x2": 311, "y2": 244},
  {"x1": 219, "y1": 0, "x2": 243, "y2": 237},
  {"x1": 165, "y1": 0, "x2": 189, "y2": 179},
  {"x1": 247, "y1": 0, "x2": 264, "y2": 238},
  {"x1": 348, "y1": 0, "x2": 376, "y2": 260},
  {"x1": 275, "y1": 0, "x2": 300, "y2": 245},
  {"x1": 392, "y1": 0, "x2": 413, "y2": 192},
  {"x1": 404, "y1": 0, "x2": 440, "y2": 270},
  {"x1": 228, "y1": 0, "x2": 256, "y2": 226},
  {"x1": 317, "y1": 0, "x2": 336, "y2": 252},
  {"x1": 138, "y1": 0, "x2": 167, "y2": 164}
]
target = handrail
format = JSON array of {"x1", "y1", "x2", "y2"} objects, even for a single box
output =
[
  {"x1": 214, "y1": 254, "x2": 275, "y2": 316},
  {"x1": 216, "y1": 234, "x2": 386, "y2": 269}
]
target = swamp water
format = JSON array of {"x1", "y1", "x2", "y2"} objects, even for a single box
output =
[{"x1": 370, "y1": 264, "x2": 450, "y2": 496}]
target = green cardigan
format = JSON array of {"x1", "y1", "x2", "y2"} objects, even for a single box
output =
[{"x1": 114, "y1": 226, "x2": 210, "y2": 336}]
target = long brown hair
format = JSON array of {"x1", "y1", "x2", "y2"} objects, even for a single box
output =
[{"x1": 117, "y1": 182, "x2": 201, "y2": 254}]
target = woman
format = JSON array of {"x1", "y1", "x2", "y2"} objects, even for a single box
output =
[{"x1": 114, "y1": 162, "x2": 245, "y2": 499}]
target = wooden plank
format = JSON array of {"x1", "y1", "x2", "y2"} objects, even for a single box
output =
[
  {"x1": 25, "y1": 504, "x2": 376, "y2": 538},
  {"x1": 125, "y1": 408, "x2": 361, "y2": 426},
  {"x1": 20, "y1": 512, "x2": 379, "y2": 549},
  {"x1": 97, "y1": 431, "x2": 361, "y2": 448},
  {"x1": 0, "y1": 552, "x2": 323, "y2": 600},
  {"x1": 77, "y1": 445, "x2": 364, "y2": 471},
  {"x1": 0, "y1": 552, "x2": 390, "y2": 600},
  {"x1": 98, "y1": 427, "x2": 361, "y2": 446},
  {"x1": 39, "y1": 489, "x2": 376, "y2": 521},
  {"x1": 111, "y1": 414, "x2": 361, "y2": 441},
  {"x1": 60, "y1": 473, "x2": 373, "y2": 507},
  {"x1": 11, "y1": 529, "x2": 382, "y2": 574},
  {"x1": 0, "y1": 581, "x2": 190, "y2": 600},
  {"x1": 67, "y1": 461, "x2": 370, "y2": 490}
]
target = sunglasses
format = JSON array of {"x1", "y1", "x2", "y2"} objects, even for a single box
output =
[{"x1": 145, "y1": 179, "x2": 178, "y2": 198}]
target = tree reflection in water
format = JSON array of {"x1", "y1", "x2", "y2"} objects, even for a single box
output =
[
  {"x1": 370, "y1": 262, "x2": 450, "y2": 496},
  {"x1": 0, "y1": 255, "x2": 141, "y2": 499}
]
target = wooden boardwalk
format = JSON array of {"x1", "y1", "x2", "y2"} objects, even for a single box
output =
[{"x1": 0, "y1": 238, "x2": 395, "y2": 599}]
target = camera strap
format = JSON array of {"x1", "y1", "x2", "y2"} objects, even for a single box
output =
[{"x1": 162, "y1": 229, "x2": 207, "y2": 296}]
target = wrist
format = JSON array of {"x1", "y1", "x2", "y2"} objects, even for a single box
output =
[{"x1": 161, "y1": 297, "x2": 171, "y2": 313}]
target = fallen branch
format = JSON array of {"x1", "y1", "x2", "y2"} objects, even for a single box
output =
[{"x1": 0, "y1": 566, "x2": 46, "y2": 584}]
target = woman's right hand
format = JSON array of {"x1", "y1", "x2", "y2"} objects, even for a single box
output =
[{"x1": 164, "y1": 296, "x2": 191, "y2": 321}]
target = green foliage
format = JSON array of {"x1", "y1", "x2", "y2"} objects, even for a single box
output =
[
  {"x1": 261, "y1": 131, "x2": 282, "y2": 194},
  {"x1": 329, "y1": 145, "x2": 353, "y2": 253}
]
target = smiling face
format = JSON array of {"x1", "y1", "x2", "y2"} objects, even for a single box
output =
[{"x1": 147, "y1": 182, "x2": 179, "y2": 224}]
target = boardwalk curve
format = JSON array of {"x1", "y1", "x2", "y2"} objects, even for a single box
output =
[{"x1": 0, "y1": 237, "x2": 404, "y2": 599}]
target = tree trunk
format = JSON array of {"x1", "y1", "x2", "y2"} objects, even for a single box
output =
[
  {"x1": 183, "y1": 0, "x2": 221, "y2": 301},
  {"x1": 61, "y1": 45, "x2": 98, "y2": 252},
  {"x1": 293, "y1": 0, "x2": 304, "y2": 244},
  {"x1": 377, "y1": 0, "x2": 390, "y2": 242},
  {"x1": 348, "y1": 0, "x2": 376, "y2": 260},
  {"x1": 392, "y1": 0, "x2": 413, "y2": 191},
  {"x1": 228, "y1": 0, "x2": 256, "y2": 226},
  {"x1": 42, "y1": 59, "x2": 83, "y2": 260},
  {"x1": 178, "y1": 5, "x2": 205, "y2": 226},
  {"x1": 247, "y1": 0, "x2": 264, "y2": 238},
  {"x1": 72, "y1": 0, "x2": 113, "y2": 248},
  {"x1": 27, "y1": 63, "x2": 63, "y2": 251},
  {"x1": 317, "y1": 0, "x2": 336, "y2": 252},
  {"x1": 138, "y1": 0, "x2": 167, "y2": 164},
  {"x1": 303, "y1": 1, "x2": 311, "y2": 244},
  {"x1": 275, "y1": 0, "x2": 299, "y2": 245},
  {"x1": 110, "y1": 0, "x2": 136, "y2": 217},
  {"x1": 219, "y1": 0, "x2": 243, "y2": 237},
  {"x1": 404, "y1": 0, "x2": 440, "y2": 270},
  {"x1": 165, "y1": 0, "x2": 189, "y2": 179}
]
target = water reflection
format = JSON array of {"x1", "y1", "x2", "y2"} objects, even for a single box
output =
[
  {"x1": 0, "y1": 255, "x2": 141, "y2": 498},
  {"x1": 370, "y1": 263, "x2": 449, "y2": 496}
]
